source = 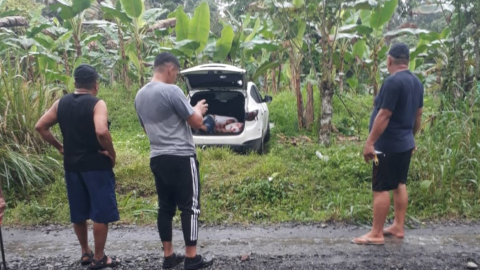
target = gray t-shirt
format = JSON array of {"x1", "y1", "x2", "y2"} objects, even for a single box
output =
[{"x1": 135, "y1": 81, "x2": 196, "y2": 158}]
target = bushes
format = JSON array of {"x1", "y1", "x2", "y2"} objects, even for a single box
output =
[{"x1": 0, "y1": 58, "x2": 61, "y2": 193}]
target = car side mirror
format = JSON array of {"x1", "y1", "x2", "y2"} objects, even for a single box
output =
[{"x1": 263, "y1": 95, "x2": 273, "y2": 103}]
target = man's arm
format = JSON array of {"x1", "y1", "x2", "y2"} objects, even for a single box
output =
[
  {"x1": 363, "y1": 109, "x2": 393, "y2": 162},
  {"x1": 169, "y1": 87, "x2": 208, "y2": 129},
  {"x1": 93, "y1": 100, "x2": 116, "y2": 167},
  {"x1": 413, "y1": 107, "x2": 423, "y2": 136},
  {"x1": 35, "y1": 100, "x2": 63, "y2": 154},
  {"x1": 187, "y1": 101, "x2": 207, "y2": 129}
]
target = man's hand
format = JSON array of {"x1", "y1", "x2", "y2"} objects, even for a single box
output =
[
  {"x1": 363, "y1": 142, "x2": 375, "y2": 163},
  {"x1": 100, "y1": 150, "x2": 116, "y2": 168},
  {"x1": 194, "y1": 99, "x2": 208, "y2": 116},
  {"x1": 59, "y1": 146, "x2": 64, "y2": 155},
  {"x1": 412, "y1": 145, "x2": 417, "y2": 155}
]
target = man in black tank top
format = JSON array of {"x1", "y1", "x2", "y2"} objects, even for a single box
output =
[{"x1": 35, "y1": 65, "x2": 120, "y2": 269}]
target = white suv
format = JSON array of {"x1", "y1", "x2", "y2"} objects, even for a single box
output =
[{"x1": 181, "y1": 63, "x2": 272, "y2": 153}]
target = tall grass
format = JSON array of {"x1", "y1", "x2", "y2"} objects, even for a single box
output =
[
  {"x1": 3, "y1": 79, "x2": 480, "y2": 225},
  {"x1": 408, "y1": 84, "x2": 480, "y2": 218},
  {"x1": 0, "y1": 58, "x2": 61, "y2": 193}
]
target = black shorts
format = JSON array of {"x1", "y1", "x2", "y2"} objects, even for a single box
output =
[{"x1": 372, "y1": 149, "x2": 413, "y2": 192}]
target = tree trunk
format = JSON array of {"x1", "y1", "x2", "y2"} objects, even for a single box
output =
[
  {"x1": 64, "y1": 51, "x2": 70, "y2": 77},
  {"x1": 289, "y1": 55, "x2": 305, "y2": 129},
  {"x1": 271, "y1": 69, "x2": 277, "y2": 94},
  {"x1": 339, "y1": 52, "x2": 345, "y2": 93},
  {"x1": 136, "y1": 38, "x2": 145, "y2": 86},
  {"x1": 287, "y1": 41, "x2": 305, "y2": 129},
  {"x1": 474, "y1": 29, "x2": 480, "y2": 82},
  {"x1": 73, "y1": 34, "x2": 82, "y2": 58},
  {"x1": 306, "y1": 82, "x2": 314, "y2": 129},
  {"x1": 0, "y1": 16, "x2": 28, "y2": 28},
  {"x1": 277, "y1": 64, "x2": 282, "y2": 92},
  {"x1": 319, "y1": 80, "x2": 334, "y2": 146},
  {"x1": 117, "y1": 24, "x2": 130, "y2": 87},
  {"x1": 372, "y1": 49, "x2": 379, "y2": 97}
]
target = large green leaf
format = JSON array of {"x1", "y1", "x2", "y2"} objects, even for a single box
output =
[
  {"x1": 292, "y1": 0, "x2": 305, "y2": 9},
  {"x1": 128, "y1": 50, "x2": 141, "y2": 74},
  {"x1": 332, "y1": 33, "x2": 361, "y2": 40},
  {"x1": 370, "y1": 0, "x2": 397, "y2": 29},
  {"x1": 350, "y1": 0, "x2": 377, "y2": 10},
  {"x1": 101, "y1": 2, "x2": 131, "y2": 23},
  {"x1": 245, "y1": 18, "x2": 261, "y2": 42},
  {"x1": 27, "y1": 24, "x2": 52, "y2": 38},
  {"x1": 0, "y1": 0, "x2": 7, "y2": 12},
  {"x1": 242, "y1": 40, "x2": 280, "y2": 54},
  {"x1": 213, "y1": 24, "x2": 234, "y2": 61},
  {"x1": 353, "y1": 39, "x2": 366, "y2": 58},
  {"x1": 81, "y1": 33, "x2": 103, "y2": 46},
  {"x1": 120, "y1": 0, "x2": 144, "y2": 19},
  {"x1": 293, "y1": 20, "x2": 306, "y2": 47},
  {"x1": 50, "y1": 1, "x2": 75, "y2": 20},
  {"x1": 174, "y1": 39, "x2": 200, "y2": 57},
  {"x1": 50, "y1": 0, "x2": 92, "y2": 20},
  {"x1": 72, "y1": 0, "x2": 93, "y2": 14},
  {"x1": 33, "y1": 35, "x2": 55, "y2": 51},
  {"x1": 252, "y1": 61, "x2": 281, "y2": 81},
  {"x1": 175, "y1": 6, "x2": 189, "y2": 41},
  {"x1": 384, "y1": 28, "x2": 429, "y2": 38},
  {"x1": 339, "y1": 24, "x2": 359, "y2": 33},
  {"x1": 143, "y1": 8, "x2": 168, "y2": 23},
  {"x1": 188, "y1": 1, "x2": 210, "y2": 52},
  {"x1": 55, "y1": 31, "x2": 73, "y2": 47},
  {"x1": 413, "y1": 4, "x2": 454, "y2": 14},
  {"x1": 347, "y1": 77, "x2": 359, "y2": 89}
]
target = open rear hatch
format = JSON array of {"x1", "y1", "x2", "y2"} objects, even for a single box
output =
[
  {"x1": 181, "y1": 64, "x2": 247, "y2": 94},
  {"x1": 182, "y1": 64, "x2": 249, "y2": 136}
]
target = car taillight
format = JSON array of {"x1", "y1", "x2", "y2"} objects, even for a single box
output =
[{"x1": 245, "y1": 110, "x2": 258, "y2": 121}]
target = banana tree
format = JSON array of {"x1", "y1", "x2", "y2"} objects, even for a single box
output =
[{"x1": 50, "y1": 0, "x2": 95, "y2": 58}]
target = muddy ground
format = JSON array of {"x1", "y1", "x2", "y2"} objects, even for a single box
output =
[{"x1": 3, "y1": 222, "x2": 480, "y2": 269}]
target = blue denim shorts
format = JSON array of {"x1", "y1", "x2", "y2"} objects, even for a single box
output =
[
  {"x1": 203, "y1": 115, "x2": 215, "y2": 134},
  {"x1": 65, "y1": 169, "x2": 120, "y2": 224}
]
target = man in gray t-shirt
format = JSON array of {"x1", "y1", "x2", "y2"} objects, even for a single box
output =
[{"x1": 135, "y1": 52, "x2": 213, "y2": 269}]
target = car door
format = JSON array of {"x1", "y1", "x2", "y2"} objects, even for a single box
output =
[{"x1": 250, "y1": 85, "x2": 268, "y2": 136}]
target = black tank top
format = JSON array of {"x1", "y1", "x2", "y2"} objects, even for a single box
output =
[{"x1": 57, "y1": 93, "x2": 111, "y2": 172}]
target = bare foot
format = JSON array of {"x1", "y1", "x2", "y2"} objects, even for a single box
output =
[
  {"x1": 352, "y1": 232, "x2": 384, "y2": 245},
  {"x1": 383, "y1": 225, "x2": 405, "y2": 239}
]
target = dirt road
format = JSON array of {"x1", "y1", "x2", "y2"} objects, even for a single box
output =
[{"x1": 4, "y1": 222, "x2": 480, "y2": 269}]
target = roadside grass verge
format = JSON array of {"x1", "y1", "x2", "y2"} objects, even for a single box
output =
[{"x1": 4, "y1": 86, "x2": 480, "y2": 225}]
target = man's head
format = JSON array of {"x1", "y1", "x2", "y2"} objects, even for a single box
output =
[
  {"x1": 74, "y1": 64, "x2": 99, "y2": 93},
  {"x1": 387, "y1": 43, "x2": 409, "y2": 73},
  {"x1": 153, "y1": 52, "x2": 181, "y2": 84}
]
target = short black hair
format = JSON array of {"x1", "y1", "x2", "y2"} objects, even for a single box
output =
[
  {"x1": 73, "y1": 64, "x2": 98, "y2": 90},
  {"x1": 389, "y1": 43, "x2": 409, "y2": 62},
  {"x1": 154, "y1": 52, "x2": 180, "y2": 70}
]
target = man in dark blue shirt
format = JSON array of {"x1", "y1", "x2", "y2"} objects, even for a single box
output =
[{"x1": 353, "y1": 43, "x2": 424, "y2": 245}]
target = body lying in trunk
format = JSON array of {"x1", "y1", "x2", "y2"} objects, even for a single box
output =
[{"x1": 190, "y1": 91, "x2": 245, "y2": 135}]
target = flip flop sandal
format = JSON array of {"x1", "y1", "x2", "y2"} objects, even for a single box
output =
[
  {"x1": 383, "y1": 231, "x2": 404, "y2": 239},
  {"x1": 351, "y1": 237, "x2": 385, "y2": 245},
  {"x1": 89, "y1": 254, "x2": 120, "y2": 269},
  {"x1": 80, "y1": 251, "x2": 94, "y2": 266}
]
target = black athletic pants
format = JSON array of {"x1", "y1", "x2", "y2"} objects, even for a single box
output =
[{"x1": 150, "y1": 155, "x2": 201, "y2": 246}]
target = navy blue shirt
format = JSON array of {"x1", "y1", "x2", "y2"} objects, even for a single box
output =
[{"x1": 369, "y1": 70, "x2": 424, "y2": 153}]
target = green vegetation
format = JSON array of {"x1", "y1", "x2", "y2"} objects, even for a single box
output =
[
  {"x1": 1, "y1": 0, "x2": 479, "y2": 225},
  {"x1": 4, "y1": 85, "x2": 480, "y2": 225}
]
